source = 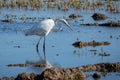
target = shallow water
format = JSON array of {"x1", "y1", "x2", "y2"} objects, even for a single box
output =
[{"x1": 0, "y1": 8, "x2": 120, "y2": 79}]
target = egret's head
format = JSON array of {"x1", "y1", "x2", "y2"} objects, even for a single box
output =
[{"x1": 56, "y1": 19, "x2": 73, "y2": 30}]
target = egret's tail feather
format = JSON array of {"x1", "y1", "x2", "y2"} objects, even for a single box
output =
[{"x1": 24, "y1": 29, "x2": 33, "y2": 36}]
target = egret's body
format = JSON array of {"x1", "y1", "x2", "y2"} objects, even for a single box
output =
[
  {"x1": 26, "y1": 19, "x2": 55, "y2": 36},
  {"x1": 25, "y1": 18, "x2": 72, "y2": 60}
]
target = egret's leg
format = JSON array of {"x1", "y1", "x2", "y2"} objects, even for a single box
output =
[
  {"x1": 43, "y1": 37, "x2": 46, "y2": 61},
  {"x1": 36, "y1": 37, "x2": 42, "y2": 55}
]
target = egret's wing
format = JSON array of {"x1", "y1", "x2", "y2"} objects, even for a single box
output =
[
  {"x1": 25, "y1": 19, "x2": 55, "y2": 36},
  {"x1": 25, "y1": 23, "x2": 46, "y2": 36}
]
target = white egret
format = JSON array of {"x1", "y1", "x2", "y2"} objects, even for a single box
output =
[{"x1": 25, "y1": 18, "x2": 72, "y2": 60}]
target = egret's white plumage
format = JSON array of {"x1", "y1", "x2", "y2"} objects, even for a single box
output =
[
  {"x1": 25, "y1": 18, "x2": 72, "y2": 61},
  {"x1": 25, "y1": 19, "x2": 55, "y2": 36}
]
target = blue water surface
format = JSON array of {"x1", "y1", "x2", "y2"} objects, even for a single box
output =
[{"x1": 0, "y1": 7, "x2": 120, "y2": 80}]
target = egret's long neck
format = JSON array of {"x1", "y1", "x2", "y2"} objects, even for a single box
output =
[{"x1": 55, "y1": 20, "x2": 62, "y2": 30}]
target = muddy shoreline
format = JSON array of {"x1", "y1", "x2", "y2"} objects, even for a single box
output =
[{"x1": 1, "y1": 62, "x2": 120, "y2": 80}]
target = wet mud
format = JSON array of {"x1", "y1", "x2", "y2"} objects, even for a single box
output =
[{"x1": 1, "y1": 62, "x2": 120, "y2": 80}]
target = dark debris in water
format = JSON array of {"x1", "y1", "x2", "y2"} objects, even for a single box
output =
[
  {"x1": 72, "y1": 40, "x2": 110, "y2": 48},
  {"x1": 99, "y1": 22, "x2": 120, "y2": 27},
  {"x1": 13, "y1": 46, "x2": 21, "y2": 48},
  {"x1": 7, "y1": 63, "x2": 46, "y2": 68},
  {"x1": 0, "y1": 19, "x2": 14, "y2": 23},
  {"x1": 81, "y1": 23, "x2": 99, "y2": 26},
  {"x1": 7, "y1": 64, "x2": 30, "y2": 67},
  {"x1": 81, "y1": 22, "x2": 120, "y2": 27},
  {"x1": 7, "y1": 60, "x2": 50, "y2": 68},
  {"x1": 99, "y1": 53, "x2": 110, "y2": 57}
]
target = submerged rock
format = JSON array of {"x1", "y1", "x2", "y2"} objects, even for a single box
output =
[{"x1": 92, "y1": 13, "x2": 108, "y2": 20}]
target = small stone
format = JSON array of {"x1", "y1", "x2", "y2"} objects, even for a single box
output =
[
  {"x1": 92, "y1": 13, "x2": 108, "y2": 20},
  {"x1": 92, "y1": 73, "x2": 101, "y2": 79},
  {"x1": 69, "y1": 14, "x2": 82, "y2": 19}
]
